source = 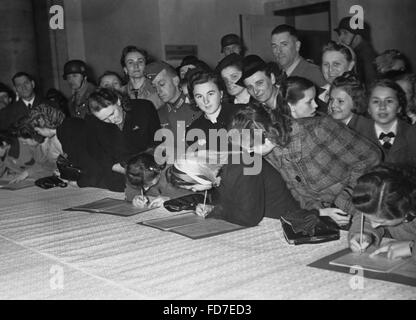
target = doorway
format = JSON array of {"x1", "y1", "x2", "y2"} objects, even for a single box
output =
[{"x1": 241, "y1": 1, "x2": 331, "y2": 65}]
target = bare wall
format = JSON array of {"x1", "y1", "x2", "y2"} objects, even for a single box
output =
[
  {"x1": 80, "y1": 0, "x2": 162, "y2": 81},
  {"x1": 334, "y1": 0, "x2": 416, "y2": 70},
  {"x1": 158, "y1": 0, "x2": 270, "y2": 68}
]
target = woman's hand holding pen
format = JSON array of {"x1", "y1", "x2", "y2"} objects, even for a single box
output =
[
  {"x1": 132, "y1": 195, "x2": 149, "y2": 208},
  {"x1": 195, "y1": 204, "x2": 214, "y2": 218}
]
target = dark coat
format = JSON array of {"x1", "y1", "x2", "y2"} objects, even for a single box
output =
[
  {"x1": 347, "y1": 113, "x2": 373, "y2": 133},
  {"x1": 0, "y1": 95, "x2": 43, "y2": 131},
  {"x1": 57, "y1": 117, "x2": 125, "y2": 192},
  {"x1": 186, "y1": 103, "x2": 243, "y2": 150},
  {"x1": 209, "y1": 152, "x2": 310, "y2": 227},
  {"x1": 356, "y1": 119, "x2": 416, "y2": 164}
]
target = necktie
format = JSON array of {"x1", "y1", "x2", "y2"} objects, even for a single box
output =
[
  {"x1": 379, "y1": 132, "x2": 395, "y2": 150},
  {"x1": 133, "y1": 90, "x2": 139, "y2": 99},
  {"x1": 27, "y1": 103, "x2": 32, "y2": 109}
]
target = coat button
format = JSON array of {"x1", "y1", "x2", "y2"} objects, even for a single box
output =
[{"x1": 295, "y1": 175, "x2": 301, "y2": 182}]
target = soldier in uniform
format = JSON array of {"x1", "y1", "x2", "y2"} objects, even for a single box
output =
[
  {"x1": 144, "y1": 61, "x2": 202, "y2": 152},
  {"x1": 63, "y1": 60, "x2": 96, "y2": 119}
]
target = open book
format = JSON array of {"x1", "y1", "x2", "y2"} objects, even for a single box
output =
[
  {"x1": 139, "y1": 211, "x2": 247, "y2": 239},
  {"x1": 329, "y1": 245, "x2": 410, "y2": 273},
  {"x1": 0, "y1": 179, "x2": 34, "y2": 190},
  {"x1": 65, "y1": 197, "x2": 156, "y2": 217}
]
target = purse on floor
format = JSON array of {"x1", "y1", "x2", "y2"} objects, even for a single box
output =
[
  {"x1": 163, "y1": 193, "x2": 206, "y2": 212},
  {"x1": 35, "y1": 175, "x2": 68, "y2": 189}
]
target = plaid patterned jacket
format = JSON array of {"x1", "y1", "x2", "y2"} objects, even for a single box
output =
[{"x1": 265, "y1": 116, "x2": 382, "y2": 215}]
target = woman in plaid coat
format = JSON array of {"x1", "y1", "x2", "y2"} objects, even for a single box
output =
[{"x1": 229, "y1": 105, "x2": 382, "y2": 227}]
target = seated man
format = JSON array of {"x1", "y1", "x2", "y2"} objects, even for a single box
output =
[
  {"x1": 144, "y1": 61, "x2": 202, "y2": 151},
  {"x1": 0, "y1": 72, "x2": 43, "y2": 131}
]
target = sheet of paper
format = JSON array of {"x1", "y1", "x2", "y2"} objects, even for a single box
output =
[
  {"x1": 140, "y1": 212, "x2": 201, "y2": 230},
  {"x1": 66, "y1": 197, "x2": 155, "y2": 216},
  {"x1": 170, "y1": 218, "x2": 246, "y2": 239},
  {"x1": 329, "y1": 246, "x2": 408, "y2": 273}
]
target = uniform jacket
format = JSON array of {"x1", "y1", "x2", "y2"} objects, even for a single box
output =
[
  {"x1": 68, "y1": 82, "x2": 96, "y2": 119},
  {"x1": 291, "y1": 57, "x2": 327, "y2": 87}
]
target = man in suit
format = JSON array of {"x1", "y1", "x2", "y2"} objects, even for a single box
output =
[
  {"x1": 271, "y1": 24, "x2": 326, "y2": 88},
  {"x1": 0, "y1": 72, "x2": 43, "y2": 131}
]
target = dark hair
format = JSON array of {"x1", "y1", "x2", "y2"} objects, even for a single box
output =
[
  {"x1": 379, "y1": 72, "x2": 416, "y2": 115},
  {"x1": 12, "y1": 72, "x2": 34, "y2": 85},
  {"x1": 29, "y1": 103, "x2": 65, "y2": 129},
  {"x1": 229, "y1": 104, "x2": 292, "y2": 148},
  {"x1": 126, "y1": 152, "x2": 165, "y2": 189},
  {"x1": 188, "y1": 71, "x2": 222, "y2": 100},
  {"x1": 352, "y1": 163, "x2": 416, "y2": 221},
  {"x1": 0, "y1": 131, "x2": 13, "y2": 147},
  {"x1": 179, "y1": 56, "x2": 211, "y2": 72},
  {"x1": 98, "y1": 71, "x2": 124, "y2": 87},
  {"x1": 46, "y1": 88, "x2": 69, "y2": 116},
  {"x1": 330, "y1": 72, "x2": 367, "y2": 115},
  {"x1": 375, "y1": 49, "x2": 411, "y2": 75},
  {"x1": 0, "y1": 82, "x2": 15, "y2": 101},
  {"x1": 368, "y1": 79, "x2": 408, "y2": 119},
  {"x1": 322, "y1": 41, "x2": 355, "y2": 63},
  {"x1": 271, "y1": 24, "x2": 298, "y2": 40},
  {"x1": 276, "y1": 76, "x2": 314, "y2": 117},
  {"x1": 88, "y1": 87, "x2": 130, "y2": 113},
  {"x1": 12, "y1": 117, "x2": 45, "y2": 144},
  {"x1": 120, "y1": 45, "x2": 148, "y2": 68}
]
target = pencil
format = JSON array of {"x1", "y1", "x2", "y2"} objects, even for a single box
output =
[
  {"x1": 360, "y1": 213, "x2": 364, "y2": 254},
  {"x1": 203, "y1": 190, "x2": 207, "y2": 213}
]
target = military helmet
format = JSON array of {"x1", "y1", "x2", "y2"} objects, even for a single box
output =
[{"x1": 63, "y1": 60, "x2": 87, "y2": 79}]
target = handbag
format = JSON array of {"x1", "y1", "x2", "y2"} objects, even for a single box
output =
[
  {"x1": 280, "y1": 215, "x2": 340, "y2": 245},
  {"x1": 56, "y1": 154, "x2": 83, "y2": 181},
  {"x1": 35, "y1": 175, "x2": 68, "y2": 189},
  {"x1": 163, "y1": 193, "x2": 206, "y2": 212}
]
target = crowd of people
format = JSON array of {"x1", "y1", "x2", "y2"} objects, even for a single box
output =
[{"x1": 0, "y1": 19, "x2": 415, "y2": 260}]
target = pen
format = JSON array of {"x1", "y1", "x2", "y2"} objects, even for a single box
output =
[
  {"x1": 203, "y1": 190, "x2": 207, "y2": 216},
  {"x1": 360, "y1": 213, "x2": 364, "y2": 254}
]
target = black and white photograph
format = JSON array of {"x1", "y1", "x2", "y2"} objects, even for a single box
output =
[{"x1": 0, "y1": 0, "x2": 415, "y2": 306}]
